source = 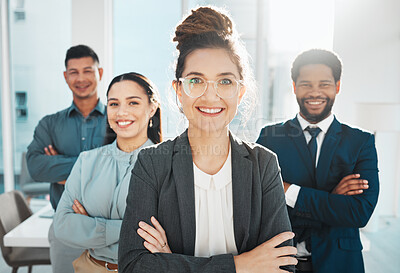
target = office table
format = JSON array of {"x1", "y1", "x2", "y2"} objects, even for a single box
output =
[
  {"x1": 3, "y1": 202, "x2": 371, "y2": 252},
  {"x1": 4, "y1": 203, "x2": 53, "y2": 247}
]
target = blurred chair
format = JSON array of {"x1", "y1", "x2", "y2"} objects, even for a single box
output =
[
  {"x1": 19, "y1": 152, "x2": 50, "y2": 200},
  {"x1": 0, "y1": 190, "x2": 51, "y2": 273}
]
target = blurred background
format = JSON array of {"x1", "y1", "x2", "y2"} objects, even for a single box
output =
[{"x1": 0, "y1": 0, "x2": 399, "y2": 272}]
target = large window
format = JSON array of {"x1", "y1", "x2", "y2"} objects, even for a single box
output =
[
  {"x1": 113, "y1": 0, "x2": 334, "y2": 140},
  {"x1": 0, "y1": 0, "x2": 72, "y2": 193},
  {"x1": 267, "y1": 0, "x2": 335, "y2": 123},
  {"x1": 113, "y1": 0, "x2": 182, "y2": 138},
  {"x1": 1, "y1": 0, "x2": 334, "y2": 193}
]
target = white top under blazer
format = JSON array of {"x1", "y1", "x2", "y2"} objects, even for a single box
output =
[{"x1": 193, "y1": 145, "x2": 238, "y2": 257}]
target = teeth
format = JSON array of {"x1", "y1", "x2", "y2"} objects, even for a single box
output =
[
  {"x1": 117, "y1": 121, "x2": 133, "y2": 126},
  {"x1": 199, "y1": 107, "x2": 222, "y2": 114},
  {"x1": 308, "y1": 101, "x2": 323, "y2": 105}
]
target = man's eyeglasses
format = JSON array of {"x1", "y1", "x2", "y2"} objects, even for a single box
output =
[{"x1": 178, "y1": 76, "x2": 243, "y2": 99}]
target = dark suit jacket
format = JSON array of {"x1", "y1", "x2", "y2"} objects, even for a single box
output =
[
  {"x1": 256, "y1": 117, "x2": 379, "y2": 273},
  {"x1": 119, "y1": 130, "x2": 293, "y2": 272}
]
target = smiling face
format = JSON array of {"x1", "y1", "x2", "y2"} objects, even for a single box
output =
[
  {"x1": 107, "y1": 80, "x2": 156, "y2": 145},
  {"x1": 294, "y1": 64, "x2": 340, "y2": 123},
  {"x1": 64, "y1": 56, "x2": 103, "y2": 100},
  {"x1": 174, "y1": 48, "x2": 246, "y2": 136}
]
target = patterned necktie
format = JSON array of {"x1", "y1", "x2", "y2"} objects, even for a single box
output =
[{"x1": 306, "y1": 126, "x2": 322, "y2": 168}]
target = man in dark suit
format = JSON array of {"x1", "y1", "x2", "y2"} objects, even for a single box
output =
[{"x1": 257, "y1": 49, "x2": 379, "y2": 273}]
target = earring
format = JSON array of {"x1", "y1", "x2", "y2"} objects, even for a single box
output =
[{"x1": 149, "y1": 119, "x2": 153, "y2": 128}]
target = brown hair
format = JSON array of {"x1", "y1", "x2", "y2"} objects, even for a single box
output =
[{"x1": 172, "y1": 6, "x2": 256, "y2": 121}]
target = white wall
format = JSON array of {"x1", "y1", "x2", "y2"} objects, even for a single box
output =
[
  {"x1": 333, "y1": 0, "x2": 400, "y2": 217},
  {"x1": 333, "y1": 0, "x2": 400, "y2": 123}
]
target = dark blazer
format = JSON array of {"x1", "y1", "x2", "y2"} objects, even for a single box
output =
[
  {"x1": 119, "y1": 130, "x2": 293, "y2": 273},
  {"x1": 256, "y1": 117, "x2": 379, "y2": 273}
]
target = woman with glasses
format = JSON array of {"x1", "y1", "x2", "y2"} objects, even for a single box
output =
[
  {"x1": 53, "y1": 72, "x2": 162, "y2": 272},
  {"x1": 119, "y1": 6, "x2": 296, "y2": 273}
]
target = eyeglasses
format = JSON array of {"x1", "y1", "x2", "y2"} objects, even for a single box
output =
[{"x1": 178, "y1": 76, "x2": 244, "y2": 99}]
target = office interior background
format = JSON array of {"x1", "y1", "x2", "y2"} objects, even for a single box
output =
[{"x1": 0, "y1": 0, "x2": 399, "y2": 272}]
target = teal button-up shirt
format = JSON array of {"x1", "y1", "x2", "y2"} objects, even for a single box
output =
[{"x1": 26, "y1": 101, "x2": 106, "y2": 209}]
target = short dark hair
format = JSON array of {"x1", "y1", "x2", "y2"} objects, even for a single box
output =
[
  {"x1": 291, "y1": 49, "x2": 342, "y2": 83},
  {"x1": 103, "y1": 72, "x2": 162, "y2": 145},
  {"x1": 64, "y1": 44, "x2": 99, "y2": 68}
]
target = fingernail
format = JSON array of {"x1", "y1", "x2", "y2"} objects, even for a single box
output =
[
  {"x1": 137, "y1": 228, "x2": 142, "y2": 234},
  {"x1": 138, "y1": 221, "x2": 145, "y2": 228}
]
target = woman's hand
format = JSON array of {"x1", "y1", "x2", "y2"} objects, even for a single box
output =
[
  {"x1": 137, "y1": 216, "x2": 172, "y2": 253},
  {"x1": 72, "y1": 199, "x2": 89, "y2": 216},
  {"x1": 234, "y1": 231, "x2": 297, "y2": 273}
]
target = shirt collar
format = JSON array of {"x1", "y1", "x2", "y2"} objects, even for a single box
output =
[
  {"x1": 110, "y1": 138, "x2": 154, "y2": 165},
  {"x1": 194, "y1": 144, "x2": 232, "y2": 191},
  {"x1": 296, "y1": 112, "x2": 334, "y2": 134},
  {"x1": 67, "y1": 100, "x2": 106, "y2": 117}
]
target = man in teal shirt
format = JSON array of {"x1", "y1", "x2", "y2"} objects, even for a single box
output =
[{"x1": 26, "y1": 44, "x2": 106, "y2": 273}]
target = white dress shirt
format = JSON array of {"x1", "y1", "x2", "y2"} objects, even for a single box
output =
[
  {"x1": 285, "y1": 113, "x2": 334, "y2": 256},
  {"x1": 193, "y1": 145, "x2": 238, "y2": 257}
]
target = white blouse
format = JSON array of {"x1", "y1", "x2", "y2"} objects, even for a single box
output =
[{"x1": 193, "y1": 146, "x2": 238, "y2": 257}]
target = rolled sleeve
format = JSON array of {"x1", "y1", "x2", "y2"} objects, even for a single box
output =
[{"x1": 26, "y1": 116, "x2": 78, "y2": 182}]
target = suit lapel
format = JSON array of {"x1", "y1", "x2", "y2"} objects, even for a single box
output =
[
  {"x1": 172, "y1": 130, "x2": 196, "y2": 255},
  {"x1": 316, "y1": 118, "x2": 342, "y2": 187},
  {"x1": 172, "y1": 131, "x2": 254, "y2": 254},
  {"x1": 287, "y1": 118, "x2": 315, "y2": 182},
  {"x1": 230, "y1": 133, "x2": 252, "y2": 253}
]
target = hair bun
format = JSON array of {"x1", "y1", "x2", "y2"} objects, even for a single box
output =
[{"x1": 173, "y1": 6, "x2": 233, "y2": 50}]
